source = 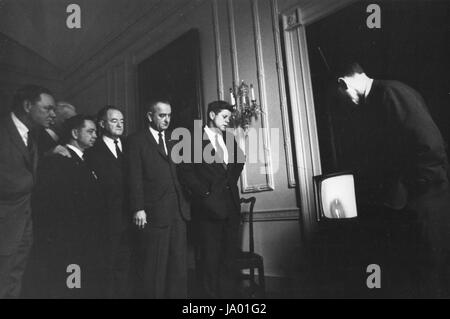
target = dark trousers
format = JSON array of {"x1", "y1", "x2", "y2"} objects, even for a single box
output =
[
  {"x1": 196, "y1": 213, "x2": 241, "y2": 298},
  {"x1": 137, "y1": 213, "x2": 187, "y2": 299},
  {"x1": 28, "y1": 220, "x2": 109, "y2": 299},
  {"x1": 34, "y1": 240, "x2": 107, "y2": 299},
  {"x1": 106, "y1": 231, "x2": 132, "y2": 299},
  {"x1": 0, "y1": 217, "x2": 33, "y2": 299},
  {"x1": 355, "y1": 205, "x2": 432, "y2": 298},
  {"x1": 412, "y1": 185, "x2": 450, "y2": 298}
]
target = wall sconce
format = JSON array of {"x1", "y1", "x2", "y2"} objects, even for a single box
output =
[{"x1": 229, "y1": 80, "x2": 262, "y2": 130}]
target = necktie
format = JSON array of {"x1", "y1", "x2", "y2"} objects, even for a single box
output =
[
  {"x1": 114, "y1": 139, "x2": 122, "y2": 159},
  {"x1": 215, "y1": 133, "x2": 225, "y2": 164},
  {"x1": 158, "y1": 132, "x2": 167, "y2": 156},
  {"x1": 27, "y1": 132, "x2": 34, "y2": 155},
  {"x1": 25, "y1": 132, "x2": 36, "y2": 174}
]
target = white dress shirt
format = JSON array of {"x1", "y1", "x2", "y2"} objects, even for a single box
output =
[
  {"x1": 11, "y1": 112, "x2": 29, "y2": 146},
  {"x1": 149, "y1": 126, "x2": 168, "y2": 155},
  {"x1": 364, "y1": 78, "x2": 374, "y2": 98},
  {"x1": 103, "y1": 135, "x2": 122, "y2": 158},
  {"x1": 204, "y1": 126, "x2": 228, "y2": 164},
  {"x1": 66, "y1": 144, "x2": 85, "y2": 160},
  {"x1": 45, "y1": 128, "x2": 59, "y2": 142}
]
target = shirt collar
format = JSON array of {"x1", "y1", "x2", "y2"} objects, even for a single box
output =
[
  {"x1": 103, "y1": 135, "x2": 121, "y2": 146},
  {"x1": 11, "y1": 112, "x2": 29, "y2": 140},
  {"x1": 204, "y1": 126, "x2": 222, "y2": 139},
  {"x1": 66, "y1": 144, "x2": 84, "y2": 160},
  {"x1": 204, "y1": 126, "x2": 228, "y2": 164},
  {"x1": 149, "y1": 126, "x2": 165, "y2": 140},
  {"x1": 364, "y1": 78, "x2": 374, "y2": 98}
]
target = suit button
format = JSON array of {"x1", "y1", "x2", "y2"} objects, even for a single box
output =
[{"x1": 226, "y1": 186, "x2": 230, "y2": 190}]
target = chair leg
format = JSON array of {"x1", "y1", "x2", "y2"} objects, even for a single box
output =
[
  {"x1": 250, "y1": 268, "x2": 255, "y2": 286},
  {"x1": 258, "y1": 264, "x2": 265, "y2": 298}
]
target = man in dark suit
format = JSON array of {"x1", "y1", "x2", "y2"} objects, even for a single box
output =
[
  {"x1": 36, "y1": 101, "x2": 76, "y2": 159},
  {"x1": 336, "y1": 62, "x2": 450, "y2": 297},
  {"x1": 178, "y1": 100, "x2": 245, "y2": 298},
  {"x1": 0, "y1": 84, "x2": 56, "y2": 298},
  {"x1": 85, "y1": 106, "x2": 131, "y2": 298},
  {"x1": 33, "y1": 115, "x2": 106, "y2": 298},
  {"x1": 127, "y1": 99, "x2": 190, "y2": 298}
]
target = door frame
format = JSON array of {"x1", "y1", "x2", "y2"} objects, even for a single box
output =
[{"x1": 280, "y1": 0, "x2": 358, "y2": 240}]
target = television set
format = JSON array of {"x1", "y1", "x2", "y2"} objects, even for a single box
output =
[{"x1": 314, "y1": 172, "x2": 358, "y2": 220}]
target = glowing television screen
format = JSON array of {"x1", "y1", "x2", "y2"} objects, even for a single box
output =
[{"x1": 314, "y1": 172, "x2": 358, "y2": 220}]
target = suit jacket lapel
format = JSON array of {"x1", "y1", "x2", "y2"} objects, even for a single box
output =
[
  {"x1": 69, "y1": 148, "x2": 98, "y2": 181},
  {"x1": 98, "y1": 139, "x2": 123, "y2": 184},
  {"x1": 29, "y1": 133, "x2": 38, "y2": 175},
  {"x1": 99, "y1": 138, "x2": 122, "y2": 167},
  {"x1": 145, "y1": 129, "x2": 168, "y2": 161},
  {"x1": 68, "y1": 148, "x2": 83, "y2": 166},
  {"x1": 166, "y1": 135, "x2": 175, "y2": 158},
  {"x1": 224, "y1": 132, "x2": 238, "y2": 171},
  {"x1": 6, "y1": 115, "x2": 33, "y2": 170},
  {"x1": 202, "y1": 128, "x2": 227, "y2": 171}
]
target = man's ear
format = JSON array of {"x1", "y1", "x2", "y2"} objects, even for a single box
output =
[
  {"x1": 23, "y1": 100, "x2": 32, "y2": 114},
  {"x1": 146, "y1": 112, "x2": 153, "y2": 123},
  {"x1": 71, "y1": 128, "x2": 78, "y2": 140},
  {"x1": 337, "y1": 77, "x2": 348, "y2": 90},
  {"x1": 208, "y1": 111, "x2": 216, "y2": 122},
  {"x1": 99, "y1": 119, "x2": 105, "y2": 129}
]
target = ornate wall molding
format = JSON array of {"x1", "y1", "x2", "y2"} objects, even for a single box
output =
[
  {"x1": 238, "y1": 0, "x2": 275, "y2": 194},
  {"x1": 242, "y1": 207, "x2": 300, "y2": 222},
  {"x1": 211, "y1": 0, "x2": 224, "y2": 100},
  {"x1": 281, "y1": 7, "x2": 320, "y2": 240},
  {"x1": 295, "y1": 0, "x2": 358, "y2": 26},
  {"x1": 270, "y1": 0, "x2": 296, "y2": 188},
  {"x1": 0, "y1": 63, "x2": 61, "y2": 84},
  {"x1": 65, "y1": 0, "x2": 206, "y2": 89},
  {"x1": 279, "y1": 0, "x2": 357, "y2": 239},
  {"x1": 65, "y1": 0, "x2": 170, "y2": 78},
  {"x1": 226, "y1": 0, "x2": 240, "y2": 84},
  {"x1": 113, "y1": 62, "x2": 125, "y2": 107},
  {"x1": 225, "y1": 0, "x2": 260, "y2": 192}
]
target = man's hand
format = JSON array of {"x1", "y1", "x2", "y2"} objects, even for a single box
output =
[
  {"x1": 52, "y1": 145, "x2": 72, "y2": 158},
  {"x1": 133, "y1": 210, "x2": 147, "y2": 229}
]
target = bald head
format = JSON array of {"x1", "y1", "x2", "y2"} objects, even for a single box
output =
[{"x1": 53, "y1": 101, "x2": 77, "y2": 130}]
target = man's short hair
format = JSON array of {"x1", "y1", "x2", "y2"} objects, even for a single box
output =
[
  {"x1": 207, "y1": 100, "x2": 234, "y2": 117},
  {"x1": 146, "y1": 98, "x2": 171, "y2": 114},
  {"x1": 12, "y1": 84, "x2": 53, "y2": 114},
  {"x1": 334, "y1": 61, "x2": 365, "y2": 78},
  {"x1": 61, "y1": 114, "x2": 95, "y2": 144},
  {"x1": 96, "y1": 105, "x2": 123, "y2": 122}
]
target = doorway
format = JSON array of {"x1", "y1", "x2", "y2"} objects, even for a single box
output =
[
  {"x1": 306, "y1": 0, "x2": 450, "y2": 175},
  {"x1": 137, "y1": 29, "x2": 203, "y2": 131},
  {"x1": 305, "y1": 0, "x2": 449, "y2": 297},
  {"x1": 281, "y1": 0, "x2": 449, "y2": 297}
]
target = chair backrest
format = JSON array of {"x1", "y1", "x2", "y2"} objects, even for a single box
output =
[{"x1": 240, "y1": 197, "x2": 256, "y2": 253}]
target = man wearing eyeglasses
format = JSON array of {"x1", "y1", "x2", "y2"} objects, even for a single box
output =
[
  {"x1": 36, "y1": 101, "x2": 77, "y2": 159},
  {"x1": 0, "y1": 85, "x2": 56, "y2": 299}
]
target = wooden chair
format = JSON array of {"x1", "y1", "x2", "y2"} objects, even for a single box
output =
[{"x1": 227, "y1": 197, "x2": 265, "y2": 298}]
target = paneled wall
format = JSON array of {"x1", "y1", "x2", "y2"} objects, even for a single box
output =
[
  {"x1": 0, "y1": 33, "x2": 62, "y2": 115},
  {"x1": 63, "y1": 0, "x2": 303, "y2": 279}
]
